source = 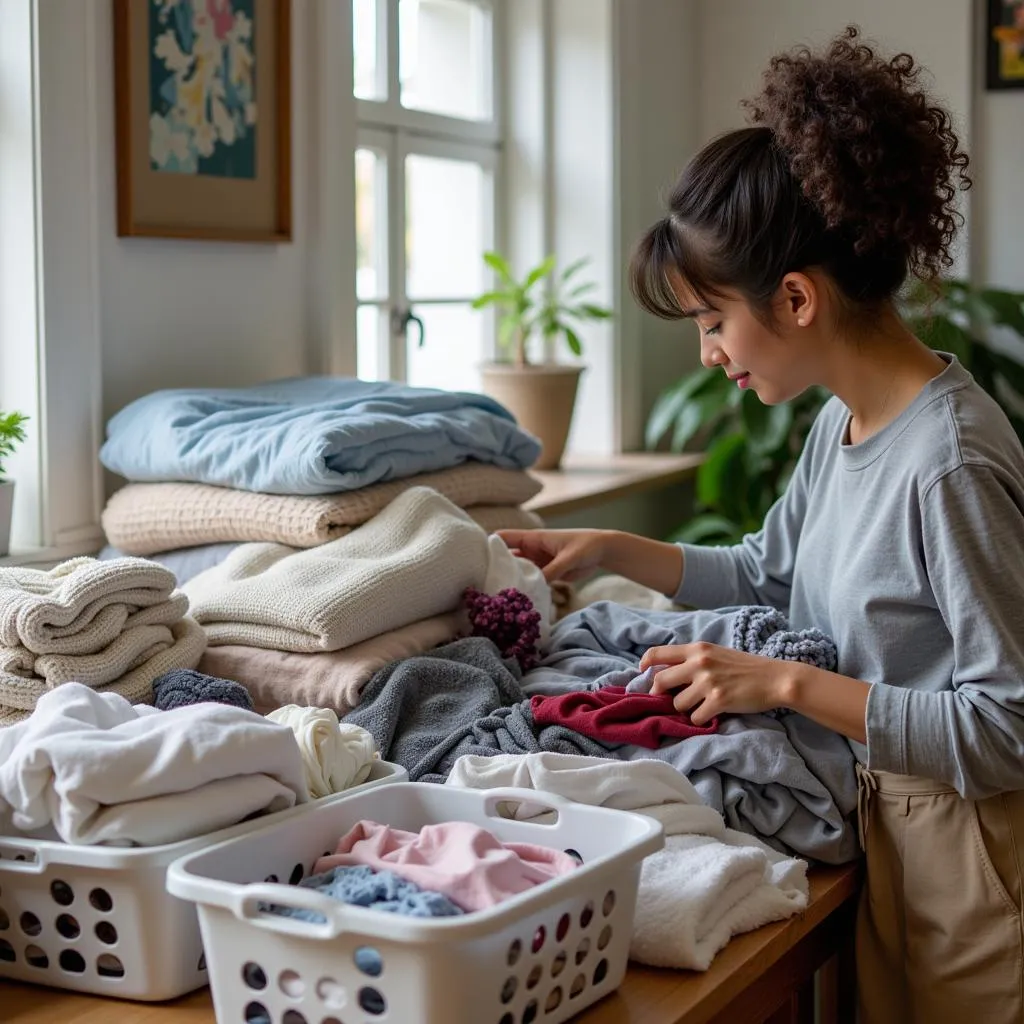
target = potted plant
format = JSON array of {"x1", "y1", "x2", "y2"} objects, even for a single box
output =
[
  {"x1": 472, "y1": 252, "x2": 612, "y2": 470},
  {"x1": 0, "y1": 411, "x2": 28, "y2": 556}
]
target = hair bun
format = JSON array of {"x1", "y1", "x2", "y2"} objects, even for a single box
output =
[{"x1": 743, "y1": 25, "x2": 970, "y2": 282}]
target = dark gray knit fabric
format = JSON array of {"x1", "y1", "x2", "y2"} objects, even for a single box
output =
[{"x1": 152, "y1": 668, "x2": 255, "y2": 712}]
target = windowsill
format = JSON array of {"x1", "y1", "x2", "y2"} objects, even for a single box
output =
[
  {"x1": 525, "y1": 452, "x2": 703, "y2": 519},
  {"x1": 0, "y1": 538, "x2": 102, "y2": 569}
]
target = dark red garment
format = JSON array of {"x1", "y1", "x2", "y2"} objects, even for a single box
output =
[{"x1": 529, "y1": 686, "x2": 719, "y2": 749}]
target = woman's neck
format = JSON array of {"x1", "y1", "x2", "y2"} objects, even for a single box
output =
[{"x1": 818, "y1": 310, "x2": 947, "y2": 444}]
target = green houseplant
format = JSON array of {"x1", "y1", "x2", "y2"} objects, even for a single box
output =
[
  {"x1": 0, "y1": 411, "x2": 29, "y2": 557},
  {"x1": 647, "y1": 281, "x2": 1024, "y2": 545},
  {"x1": 472, "y1": 252, "x2": 612, "y2": 469}
]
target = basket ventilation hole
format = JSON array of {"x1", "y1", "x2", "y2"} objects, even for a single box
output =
[
  {"x1": 602, "y1": 890, "x2": 616, "y2": 917},
  {"x1": 316, "y1": 977, "x2": 346, "y2": 1009},
  {"x1": 545, "y1": 987, "x2": 563, "y2": 1013},
  {"x1": 322, "y1": 1019, "x2": 344, "y2": 1024},
  {"x1": 500, "y1": 976, "x2": 518, "y2": 1004},
  {"x1": 279, "y1": 969, "x2": 305, "y2": 998},
  {"x1": 50, "y1": 880, "x2": 74, "y2": 906},
  {"x1": 94, "y1": 920, "x2": 118, "y2": 945},
  {"x1": 570, "y1": 973, "x2": 586, "y2": 999},
  {"x1": 243, "y1": 1001, "x2": 269, "y2": 1024},
  {"x1": 358, "y1": 986, "x2": 386, "y2": 1015},
  {"x1": 20, "y1": 912, "x2": 41, "y2": 937},
  {"x1": 598, "y1": 925, "x2": 612, "y2": 950},
  {"x1": 499, "y1": 1015, "x2": 514, "y2": 1024},
  {"x1": 593, "y1": 958, "x2": 609, "y2": 986},
  {"x1": 59, "y1": 949, "x2": 86, "y2": 974},
  {"x1": 575, "y1": 938, "x2": 591, "y2": 966},
  {"x1": 0, "y1": 906, "x2": 8, "y2": 931},
  {"x1": 56, "y1": 914, "x2": 80, "y2": 939},
  {"x1": 506, "y1": 937, "x2": 522, "y2": 967},
  {"x1": 526, "y1": 964, "x2": 542, "y2": 991},
  {"x1": 288, "y1": 863, "x2": 304, "y2": 886},
  {"x1": 89, "y1": 888, "x2": 113, "y2": 913},
  {"x1": 264, "y1": 874, "x2": 279, "y2": 884},
  {"x1": 556, "y1": 912, "x2": 570, "y2": 941},
  {"x1": 97, "y1": 954, "x2": 125, "y2": 978},
  {"x1": 282, "y1": 1012, "x2": 307, "y2": 1024},
  {"x1": 354, "y1": 945, "x2": 383, "y2": 977},
  {"x1": 197, "y1": 952, "x2": 206, "y2": 972},
  {"x1": 25, "y1": 945, "x2": 48, "y2": 969},
  {"x1": 531, "y1": 925, "x2": 546, "y2": 954},
  {"x1": 0, "y1": 939, "x2": 15, "y2": 962},
  {"x1": 522, "y1": 999, "x2": 538, "y2": 1024},
  {"x1": 564, "y1": 848, "x2": 584, "y2": 865},
  {"x1": 242, "y1": 961, "x2": 268, "y2": 990},
  {"x1": 580, "y1": 901, "x2": 594, "y2": 929},
  {"x1": 550, "y1": 950, "x2": 567, "y2": 978}
]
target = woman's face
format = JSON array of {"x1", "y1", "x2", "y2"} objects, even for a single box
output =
[{"x1": 670, "y1": 276, "x2": 822, "y2": 405}]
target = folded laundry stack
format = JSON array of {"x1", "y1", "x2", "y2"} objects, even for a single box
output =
[{"x1": 0, "y1": 557, "x2": 206, "y2": 726}]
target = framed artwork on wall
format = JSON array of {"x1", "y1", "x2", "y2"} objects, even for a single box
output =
[
  {"x1": 114, "y1": 0, "x2": 292, "y2": 242},
  {"x1": 987, "y1": 0, "x2": 1024, "y2": 90}
]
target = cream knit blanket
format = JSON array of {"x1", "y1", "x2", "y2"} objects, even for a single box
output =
[
  {"x1": 184, "y1": 488, "x2": 498, "y2": 653},
  {"x1": 0, "y1": 615, "x2": 207, "y2": 719},
  {"x1": 0, "y1": 557, "x2": 179, "y2": 653},
  {"x1": 102, "y1": 464, "x2": 543, "y2": 555}
]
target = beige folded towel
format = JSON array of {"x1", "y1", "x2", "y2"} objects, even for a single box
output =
[
  {"x1": 0, "y1": 616, "x2": 207, "y2": 717},
  {"x1": 184, "y1": 488, "x2": 495, "y2": 653},
  {"x1": 102, "y1": 464, "x2": 543, "y2": 555},
  {"x1": 199, "y1": 612, "x2": 465, "y2": 715},
  {"x1": 0, "y1": 557, "x2": 178, "y2": 654}
]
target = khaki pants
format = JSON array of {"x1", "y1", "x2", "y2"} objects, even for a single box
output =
[{"x1": 856, "y1": 764, "x2": 1024, "y2": 1024}]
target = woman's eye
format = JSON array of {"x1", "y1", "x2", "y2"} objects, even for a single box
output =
[{"x1": 702, "y1": 323, "x2": 722, "y2": 337}]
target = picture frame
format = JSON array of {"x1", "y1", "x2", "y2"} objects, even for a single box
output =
[
  {"x1": 986, "y1": 0, "x2": 1024, "y2": 90},
  {"x1": 114, "y1": 0, "x2": 292, "y2": 242}
]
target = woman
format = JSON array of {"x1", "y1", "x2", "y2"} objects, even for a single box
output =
[{"x1": 499, "y1": 28, "x2": 1024, "y2": 1024}]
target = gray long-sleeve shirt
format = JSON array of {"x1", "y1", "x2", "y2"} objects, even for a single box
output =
[{"x1": 675, "y1": 356, "x2": 1024, "y2": 799}]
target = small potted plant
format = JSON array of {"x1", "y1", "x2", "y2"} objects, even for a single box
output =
[
  {"x1": 472, "y1": 252, "x2": 612, "y2": 469},
  {"x1": 0, "y1": 411, "x2": 28, "y2": 556}
]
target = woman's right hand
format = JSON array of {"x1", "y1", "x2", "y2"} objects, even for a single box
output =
[{"x1": 495, "y1": 528, "x2": 612, "y2": 583}]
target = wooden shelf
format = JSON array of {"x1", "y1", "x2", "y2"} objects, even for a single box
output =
[{"x1": 525, "y1": 452, "x2": 703, "y2": 519}]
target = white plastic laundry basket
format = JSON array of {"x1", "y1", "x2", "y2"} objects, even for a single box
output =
[
  {"x1": 0, "y1": 760, "x2": 406, "y2": 1001},
  {"x1": 166, "y1": 781, "x2": 664, "y2": 1024}
]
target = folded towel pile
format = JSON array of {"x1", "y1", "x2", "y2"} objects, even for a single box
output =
[
  {"x1": 95, "y1": 378, "x2": 551, "y2": 717},
  {"x1": 0, "y1": 557, "x2": 206, "y2": 725}
]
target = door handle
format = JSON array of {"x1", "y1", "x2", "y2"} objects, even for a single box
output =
[{"x1": 390, "y1": 307, "x2": 426, "y2": 348}]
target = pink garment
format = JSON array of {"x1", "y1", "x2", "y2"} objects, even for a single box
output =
[{"x1": 313, "y1": 820, "x2": 578, "y2": 912}]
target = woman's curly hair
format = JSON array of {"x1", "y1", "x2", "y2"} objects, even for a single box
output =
[{"x1": 630, "y1": 26, "x2": 971, "y2": 324}]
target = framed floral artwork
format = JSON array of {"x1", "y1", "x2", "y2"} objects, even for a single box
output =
[
  {"x1": 114, "y1": 0, "x2": 292, "y2": 241},
  {"x1": 987, "y1": 0, "x2": 1024, "y2": 90}
]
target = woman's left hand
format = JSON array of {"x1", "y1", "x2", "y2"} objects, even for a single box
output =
[{"x1": 639, "y1": 642, "x2": 792, "y2": 726}]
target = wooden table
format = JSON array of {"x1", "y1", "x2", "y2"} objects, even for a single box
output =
[
  {"x1": 525, "y1": 453, "x2": 703, "y2": 519},
  {"x1": 1, "y1": 864, "x2": 859, "y2": 1024}
]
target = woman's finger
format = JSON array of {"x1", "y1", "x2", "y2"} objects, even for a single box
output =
[{"x1": 639, "y1": 645, "x2": 690, "y2": 671}]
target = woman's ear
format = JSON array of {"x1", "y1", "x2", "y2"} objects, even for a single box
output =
[{"x1": 778, "y1": 272, "x2": 818, "y2": 328}]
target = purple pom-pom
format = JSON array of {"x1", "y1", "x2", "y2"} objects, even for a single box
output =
[{"x1": 464, "y1": 586, "x2": 541, "y2": 670}]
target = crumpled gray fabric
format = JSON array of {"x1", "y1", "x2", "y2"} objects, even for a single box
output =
[
  {"x1": 522, "y1": 602, "x2": 859, "y2": 864},
  {"x1": 343, "y1": 637, "x2": 612, "y2": 783}
]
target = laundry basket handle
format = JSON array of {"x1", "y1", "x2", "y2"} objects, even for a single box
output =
[
  {"x1": 233, "y1": 882, "x2": 355, "y2": 940},
  {"x1": 476, "y1": 786, "x2": 575, "y2": 828}
]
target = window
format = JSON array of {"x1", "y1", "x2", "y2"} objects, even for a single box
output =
[{"x1": 353, "y1": 0, "x2": 501, "y2": 391}]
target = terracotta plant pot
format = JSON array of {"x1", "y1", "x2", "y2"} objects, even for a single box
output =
[
  {"x1": 480, "y1": 363, "x2": 584, "y2": 470},
  {"x1": 0, "y1": 480, "x2": 13, "y2": 557}
]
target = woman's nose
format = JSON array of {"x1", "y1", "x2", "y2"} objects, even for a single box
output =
[{"x1": 699, "y1": 336, "x2": 724, "y2": 369}]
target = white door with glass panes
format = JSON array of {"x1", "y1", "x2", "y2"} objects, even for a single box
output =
[{"x1": 354, "y1": 0, "x2": 500, "y2": 392}]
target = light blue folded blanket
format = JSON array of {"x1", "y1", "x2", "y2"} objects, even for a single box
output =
[{"x1": 99, "y1": 377, "x2": 541, "y2": 494}]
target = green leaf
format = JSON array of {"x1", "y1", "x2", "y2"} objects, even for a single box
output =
[
  {"x1": 742, "y1": 394, "x2": 794, "y2": 456},
  {"x1": 979, "y1": 289, "x2": 1024, "y2": 335},
  {"x1": 644, "y1": 367, "x2": 722, "y2": 449},
  {"x1": 561, "y1": 256, "x2": 590, "y2": 281},
  {"x1": 563, "y1": 326, "x2": 583, "y2": 357},
  {"x1": 990, "y1": 349, "x2": 1024, "y2": 396},
  {"x1": 671, "y1": 513, "x2": 745, "y2": 546},
  {"x1": 567, "y1": 281, "x2": 597, "y2": 299},
  {"x1": 483, "y1": 251, "x2": 514, "y2": 283},
  {"x1": 574, "y1": 303, "x2": 613, "y2": 320},
  {"x1": 696, "y1": 433, "x2": 749, "y2": 525},
  {"x1": 669, "y1": 389, "x2": 728, "y2": 452},
  {"x1": 471, "y1": 290, "x2": 513, "y2": 310},
  {"x1": 524, "y1": 255, "x2": 557, "y2": 292},
  {"x1": 914, "y1": 315, "x2": 974, "y2": 365}
]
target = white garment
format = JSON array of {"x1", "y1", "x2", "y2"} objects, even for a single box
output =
[
  {"x1": 184, "y1": 488, "x2": 541, "y2": 653},
  {"x1": 266, "y1": 704, "x2": 377, "y2": 798},
  {"x1": 483, "y1": 534, "x2": 554, "y2": 639},
  {"x1": 446, "y1": 752, "x2": 808, "y2": 971},
  {"x1": 0, "y1": 683, "x2": 308, "y2": 846}
]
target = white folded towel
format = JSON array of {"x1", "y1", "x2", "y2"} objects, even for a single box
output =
[
  {"x1": 446, "y1": 752, "x2": 808, "y2": 970},
  {"x1": 0, "y1": 683, "x2": 308, "y2": 845},
  {"x1": 266, "y1": 704, "x2": 377, "y2": 797}
]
